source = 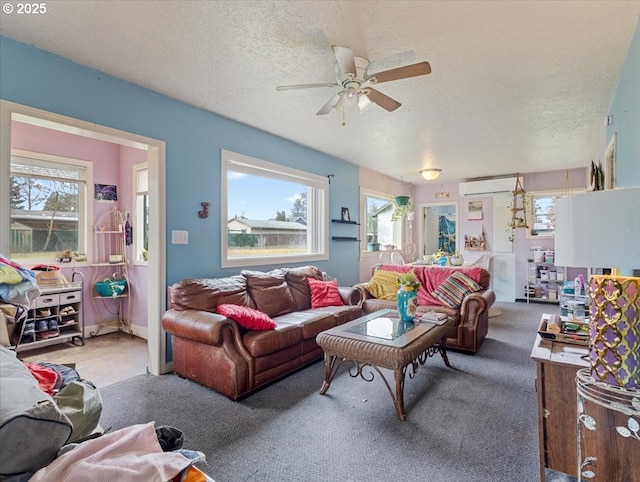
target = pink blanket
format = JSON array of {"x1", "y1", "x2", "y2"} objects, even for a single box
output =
[
  {"x1": 29, "y1": 422, "x2": 192, "y2": 481},
  {"x1": 377, "y1": 264, "x2": 483, "y2": 306}
]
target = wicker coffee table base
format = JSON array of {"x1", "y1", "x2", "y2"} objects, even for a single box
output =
[{"x1": 318, "y1": 336, "x2": 451, "y2": 421}]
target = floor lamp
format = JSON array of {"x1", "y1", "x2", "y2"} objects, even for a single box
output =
[{"x1": 555, "y1": 187, "x2": 640, "y2": 481}]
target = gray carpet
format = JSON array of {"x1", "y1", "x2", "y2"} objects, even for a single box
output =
[{"x1": 100, "y1": 302, "x2": 577, "y2": 482}]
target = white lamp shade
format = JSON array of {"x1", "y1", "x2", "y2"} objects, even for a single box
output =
[{"x1": 554, "y1": 187, "x2": 640, "y2": 269}]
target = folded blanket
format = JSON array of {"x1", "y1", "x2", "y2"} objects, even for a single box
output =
[
  {"x1": 375, "y1": 264, "x2": 483, "y2": 306},
  {"x1": 416, "y1": 266, "x2": 483, "y2": 306}
]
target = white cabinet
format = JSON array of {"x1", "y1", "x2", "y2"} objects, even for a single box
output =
[
  {"x1": 526, "y1": 260, "x2": 565, "y2": 304},
  {"x1": 14, "y1": 279, "x2": 84, "y2": 353}
]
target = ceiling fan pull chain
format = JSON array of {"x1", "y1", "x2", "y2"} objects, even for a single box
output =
[{"x1": 342, "y1": 105, "x2": 346, "y2": 126}]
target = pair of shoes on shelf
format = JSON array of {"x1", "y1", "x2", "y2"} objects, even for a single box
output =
[
  {"x1": 35, "y1": 318, "x2": 59, "y2": 338},
  {"x1": 60, "y1": 306, "x2": 75, "y2": 315},
  {"x1": 61, "y1": 317, "x2": 76, "y2": 326},
  {"x1": 37, "y1": 308, "x2": 51, "y2": 317},
  {"x1": 22, "y1": 321, "x2": 36, "y2": 342},
  {"x1": 23, "y1": 321, "x2": 36, "y2": 336},
  {"x1": 36, "y1": 319, "x2": 58, "y2": 331},
  {"x1": 37, "y1": 329, "x2": 59, "y2": 340}
]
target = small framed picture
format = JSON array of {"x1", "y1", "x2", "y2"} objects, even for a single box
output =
[
  {"x1": 341, "y1": 207, "x2": 351, "y2": 222},
  {"x1": 95, "y1": 183, "x2": 118, "y2": 201}
]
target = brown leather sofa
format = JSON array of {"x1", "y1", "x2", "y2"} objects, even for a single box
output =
[
  {"x1": 355, "y1": 264, "x2": 496, "y2": 353},
  {"x1": 162, "y1": 266, "x2": 363, "y2": 400}
]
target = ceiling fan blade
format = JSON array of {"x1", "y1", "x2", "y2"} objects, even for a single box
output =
[
  {"x1": 332, "y1": 45, "x2": 356, "y2": 80},
  {"x1": 364, "y1": 88, "x2": 401, "y2": 112},
  {"x1": 366, "y1": 61, "x2": 431, "y2": 84},
  {"x1": 316, "y1": 93, "x2": 342, "y2": 115},
  {"x1": 276, "y1": 83, "x2": 339, "y2": 91}
]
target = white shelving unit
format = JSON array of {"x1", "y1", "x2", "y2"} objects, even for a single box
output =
[
  {"x1": 526, "y1": 260, "x2": 565, "y2": 304},
  {"x1": 11, "y1": 274, "x2": 84, "y2": 353},
  {"x1": 90, "y1": 209, "x2": 133, "y2": 336}
]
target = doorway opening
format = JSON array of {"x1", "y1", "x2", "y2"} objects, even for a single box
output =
[{"x1": 1, "y1": 100, "x2": 167, "y2": 376}]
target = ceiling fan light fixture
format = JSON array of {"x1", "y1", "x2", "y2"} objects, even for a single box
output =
[
  {"x1": 420, "y1": 168, "x2": 442, "y2": 181},
  {"x1": 342, "y1": 86, "x2": 360, "y2": 108},
  {"x1": 358, "y1": 93, "x2": 374, "y2": 113}
]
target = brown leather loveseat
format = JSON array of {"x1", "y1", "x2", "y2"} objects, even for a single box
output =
[
  {"x1": 355, "y1": 264, "x2": 496, "y2": 353},
  {"x1": 162, "y1": 266, "x2": 362, "y2": 400}
]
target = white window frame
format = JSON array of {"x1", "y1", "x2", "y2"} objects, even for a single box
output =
[
  {"x1": 9, "y1": 148, "x2": 93, "y2": 264},
  {"x1": 221, "y1": 149, "x2": 329, "y2": 268},
  {"x1": 133, "y1": 162, "x2": 148, "y2": 266},
  {"x1": 525, "y1": 189, "x2": 564, "y2": 239},
  {"x1": 360, "y1": 187, "x2": 403, "y2": 257}
]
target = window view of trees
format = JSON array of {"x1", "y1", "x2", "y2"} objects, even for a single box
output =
[
  {"x1": 528, "y1": 193, "x2": 559, "y2": 238},
  {"x1": 10, "y1": 154, "x2": 87, "y2": 260}
]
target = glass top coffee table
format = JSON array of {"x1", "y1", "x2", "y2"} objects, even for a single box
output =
[{"x1": 316, "y1": 309, "x2": 454, "y2": 420}]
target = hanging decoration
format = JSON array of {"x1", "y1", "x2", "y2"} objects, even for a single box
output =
[
  {"x1": 391, "y1": 196, "x2": 413, "y2": 221},
  {"x1": 509, "y1": 174, "x2": 528, "y2": 229},
  {"x1": 435, "y1": 183, "x2": 449, "y2": 199},
  {"x1": 124, "y1": 212, "x2": 133, "y2": 246}
]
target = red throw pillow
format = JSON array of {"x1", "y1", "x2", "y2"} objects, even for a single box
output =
[
  {"x1": 307, "y1": 278, "x2": 344, "y2": 308},
  {"x1": 216, "y1": 304, "x2": 276, "y2": 330}
]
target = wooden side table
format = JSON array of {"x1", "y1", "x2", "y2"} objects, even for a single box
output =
[{"x1": 531, "y1": 320, "x2": 589, "y2": 482}]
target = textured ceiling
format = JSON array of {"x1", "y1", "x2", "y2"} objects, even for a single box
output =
[{"x1": 2, "y1": 1, "x2": 639, "y2": 183}]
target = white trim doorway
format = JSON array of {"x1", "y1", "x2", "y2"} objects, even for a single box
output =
[{"x1": 0, "y1": 100, "x2": 168, "y2": 375}]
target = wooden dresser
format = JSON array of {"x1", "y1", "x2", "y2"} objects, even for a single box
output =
[{"x1": 531, "y1": 328, "x2": 589, "y2": 481}]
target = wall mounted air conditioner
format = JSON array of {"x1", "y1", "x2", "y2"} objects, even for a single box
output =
[{"x1": 458, "y1": 177, "x2": 518, "y2": 197}]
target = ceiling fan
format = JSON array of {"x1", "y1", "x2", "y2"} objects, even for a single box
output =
[{"x1": 276, "y1": 45, "x2": 431, "y2": 117}]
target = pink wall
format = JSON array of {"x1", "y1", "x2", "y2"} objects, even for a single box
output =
[{"x1": 11, "y1": 121, "x2": 149, "y2": 330}]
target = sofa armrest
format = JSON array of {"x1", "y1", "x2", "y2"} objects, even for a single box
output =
[
  {"x1": 459, "y1": 289, "x2": 496, "y2": 327},
  {"x1": 162, "y1": 309, "x2": 240, "y2": 347},
  {"x1": 352, "y1": 283, "x2": 374, "y2": 301},
  {"x1": 338, "y1": 286, "x2": 363, "y2": 306}
]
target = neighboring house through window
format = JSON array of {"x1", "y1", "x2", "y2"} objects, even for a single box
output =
[
  {"x1": 361, "y1": 189, "x2": 402, "y2": 253},
  {"x1": 9, "y1": 149, "x2": 91, "y2": 263},
  {"x1": 221, "y1": 149, "x2": 329, "y2": 268}
]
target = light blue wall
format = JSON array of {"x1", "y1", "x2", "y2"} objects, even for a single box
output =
[
  {"x1": 607, "y1": 17, "x2": 640, "y2": 187},
  {"x1": 0, "y1": 37, "x2": 361, "y2": 285}
]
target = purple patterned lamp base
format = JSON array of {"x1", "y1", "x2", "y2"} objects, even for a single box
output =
[{"x1": 589, "y1": 275, "x2": 640, "y2": 389}]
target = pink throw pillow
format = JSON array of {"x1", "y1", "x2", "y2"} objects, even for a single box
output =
[
  {"x1": 307, "y1": 278, "x2": 344, "y2": 308},
  {"x1": 216, "y1": 304, "x2": 276, "y2": 330}
]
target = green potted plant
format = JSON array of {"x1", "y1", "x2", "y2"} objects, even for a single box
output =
[{"x1": 392, "y1": 196, "x2": 414, "y2": 221}]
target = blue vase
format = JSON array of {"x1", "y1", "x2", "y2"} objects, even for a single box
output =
[{"x1": 396, "y1": 286, "x2": 418, "y2": 322}]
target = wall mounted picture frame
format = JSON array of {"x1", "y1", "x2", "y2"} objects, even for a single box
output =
[
  {"x1": 341, "y1": 207, "x2": 351, "y2": 222},
  {"x1": 95, "y1": 183, "x2": 118, "y2": 201},
  {"x1": 468, "y1": 201, "x2": 483, "y2": 220}
]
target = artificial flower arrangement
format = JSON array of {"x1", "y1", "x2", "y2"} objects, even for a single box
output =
[{"x1": 397, "y1": 270, "x2": 420, "y2": 290}]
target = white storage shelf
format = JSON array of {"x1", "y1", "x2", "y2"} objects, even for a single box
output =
[
  {"x1": 526, "y1": 260, "x2": 565, "y2": 304},
  {"x1": 90, "y1": 209, "x2": 133, "y2": 336},
  {"x1": 14, "y1": 282, "x2": 84, "y2": 353}
]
